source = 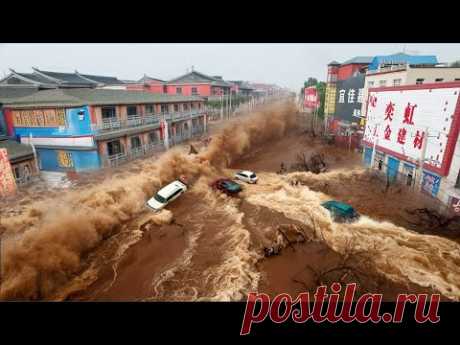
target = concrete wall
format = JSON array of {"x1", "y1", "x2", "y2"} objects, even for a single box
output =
[
  {"x1": 406, "y1": 67, "x2": 460, "y2": 85},
  {"x1": 360, "y1": 70, "x2": 408, "y2": 117}
]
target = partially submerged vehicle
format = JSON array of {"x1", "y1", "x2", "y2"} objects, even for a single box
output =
[
  {"x1": 147, "y1": 180, "x2": 188, "y2": 211},
  {"x1": 211, "y1": 178, "x2": 242, "y2": 196},
  {"x1": 321, "y1": 200, "x2": 360, "y2": 223},
  {"x1": 234, "y1": 170, "x2": 258, "y2": 184}
]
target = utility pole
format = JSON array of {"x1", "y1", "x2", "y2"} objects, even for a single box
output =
[
  {"x1": 220, "y1": 93, "x2": 224, "y2": 121},
  {"x1": 370, "y1": 123, "x2": 380, "y2": 169},
  {"x1": 229, "y1": 91, "x2": 232, "y2": 117},
  {"x1": 416, "y1": 126, "x2": 429, "y2": 188}
]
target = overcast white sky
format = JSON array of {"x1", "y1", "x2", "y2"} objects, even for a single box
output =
[{"x1": 0, "y1": 43, "x2": 459, "y2": 91}]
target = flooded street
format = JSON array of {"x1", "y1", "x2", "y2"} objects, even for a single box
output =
[{"x1": 2, "y1": 102, "x2": 460, "y2": 302}]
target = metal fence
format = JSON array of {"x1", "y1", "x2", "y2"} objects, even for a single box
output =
[
  {"x1": 102, "y1": 142, "x2": 165, "y2": 168},
  {"x1": 101, "y1": 125, "x2": 206, "y2": 168},
  {"x1": 91, "y1": 110, "x2": 207, "y2": 133}
]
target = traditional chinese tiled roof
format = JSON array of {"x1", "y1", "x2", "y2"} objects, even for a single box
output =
[
  {"x1": 0, "y1": 86, "x2": 41, "y2": 103},
  {"x1": 138, "y1": 75, "x2": 165, "y2": 84},
  {"x1": 167, "y1": 70, "x2": 232, "y2": 87},
  {"x1": 32, "y1": 68, "x2": 96, "y2": 86},
  {"x1": 2, "y1": 88, "x2": 205, "y2": 109},
  {"x1": 77, "y1": 72, "x2": 125, "y2": 85}
]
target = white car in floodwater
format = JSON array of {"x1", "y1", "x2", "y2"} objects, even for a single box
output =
[
  {"x1": 234, "y1": 170, "x2": 258, "y2": 184},
  {"x1": 147, "y1": 180, "x2": 187, "y2": 211}
]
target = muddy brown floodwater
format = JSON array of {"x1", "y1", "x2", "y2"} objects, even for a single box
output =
[{"x1": 1, "y1": 103, "x2": 460, "y2": 301}]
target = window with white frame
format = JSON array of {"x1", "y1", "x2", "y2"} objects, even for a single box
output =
[
  {"x1": 379, "y1": 80, "x2": 387, "y2": 87},
  {"x1": 393, "y1": 79, "x2": 402, "y2": 86}
]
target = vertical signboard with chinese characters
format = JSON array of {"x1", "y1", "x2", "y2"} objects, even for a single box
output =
[
  {"x1": 324, "y1": 84, "x2": 337, "y2": 117},
  {"x1": 304, "y1": 87, "x2": 320, "y2": 110},
  {"x1": 0, "y1": 148, "x2": 17, "y2": 197},
  {"x1": 363, "y1": 85, "x2": 460, "y2": 176},
  {"x1": 334, "y1": 74, "x2": 365, "y2": 123}
]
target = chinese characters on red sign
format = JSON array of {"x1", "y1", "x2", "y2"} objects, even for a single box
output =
[
  {"x1": 403, "y1": 103, "x2": 417, "y2": 125},
  {"x1": 381, "y1": 100, "x2": 422, "y2": 150},
  {"x1": 384, "y1": 102, "x2": 395, "y2": 121}
]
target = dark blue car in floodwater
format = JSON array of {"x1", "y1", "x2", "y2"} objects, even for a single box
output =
[{"x1": 321, "y1": 200, "x2": 360, "y2": 223}]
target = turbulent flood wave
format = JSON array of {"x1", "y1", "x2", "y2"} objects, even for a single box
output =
[
  {"x1": 3, "y1": 101, "x2": 460, "y2": 301},
  {"x1": 0, "y1": 102, "x2": 296, "y2": 300},
  {"x1": 245, "y1": 172, "x2": 460, "y2": 301}
]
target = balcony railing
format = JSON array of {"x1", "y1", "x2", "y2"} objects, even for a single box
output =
[
  {"x1": 92, "y1": 111, "x2": 207, "y2": 133},
  {"x1": 103, "y1": 142, "x2": 165, "y2": 168}
]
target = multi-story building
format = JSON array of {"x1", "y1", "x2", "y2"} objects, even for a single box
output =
[
  {"x1": 228, "y1": 81, "x2": 255, "y2": 97},
  {"x1": 1, "y1": 86, "x2": 40, "y2": 186},
  {"x1": 324, "y1": 57, "x2": 373, "y2": 131},
  {"x1": 165, "y1": 70, "x2": 232, "y2": 98},
  {"x1": 125, "y1": 75, "x2": 166, "y2": 93},
  {"x1": 1, "y1": 88, "x2": 207, "y2": 175},
  {"x1": 359, "y1": 53, "x2": 459, "y2": 117},
  {"x1": 362, "y1": 81, "x2": 460, "y2": 215}
]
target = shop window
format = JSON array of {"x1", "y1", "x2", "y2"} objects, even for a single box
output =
[
  {"x1": 149, "y1": 131, "x2": 158, "y2": 144},
  {"x1": 101, "y1": 106, "x2": 116, "y2": 120},
  {"x1": 107, "y1": 140, "x2": 122, "y2": 156},
  {"x1": 127, "y1": 105, "x2": 137, "y2": 118},
  {"x1": 145, "y1": 105, "x2": 154, "y2": 114},
  {"x1": 416, "y1": 78, "x2": 424, "y2": 85},
  {"x1": 131, "y1": 136, "x2": 141, "y2": 149}
]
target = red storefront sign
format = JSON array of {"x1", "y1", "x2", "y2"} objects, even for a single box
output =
[{"x1": 304, "y1": 87, "x2": 320, "y2": 109}]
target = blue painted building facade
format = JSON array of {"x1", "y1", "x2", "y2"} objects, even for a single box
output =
[
  {"x1": 5, "y1": 105, "x2": 101, "y2": 172},
  {"x1": 2, "y1": 88, "x2": 207, "y2": 174}
]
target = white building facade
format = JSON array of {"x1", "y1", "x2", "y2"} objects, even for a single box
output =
[{"x1": 362, "y1": 82, "x2": 460, "y2": 215}]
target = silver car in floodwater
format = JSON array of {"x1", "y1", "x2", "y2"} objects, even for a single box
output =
[{"x1": 147, "y1": 180, "x2": 187, "y2": 211}]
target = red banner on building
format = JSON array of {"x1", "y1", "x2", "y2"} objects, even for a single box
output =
[{"x1": 304, "y1": 86, "x2": 320, "y2": 109}]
